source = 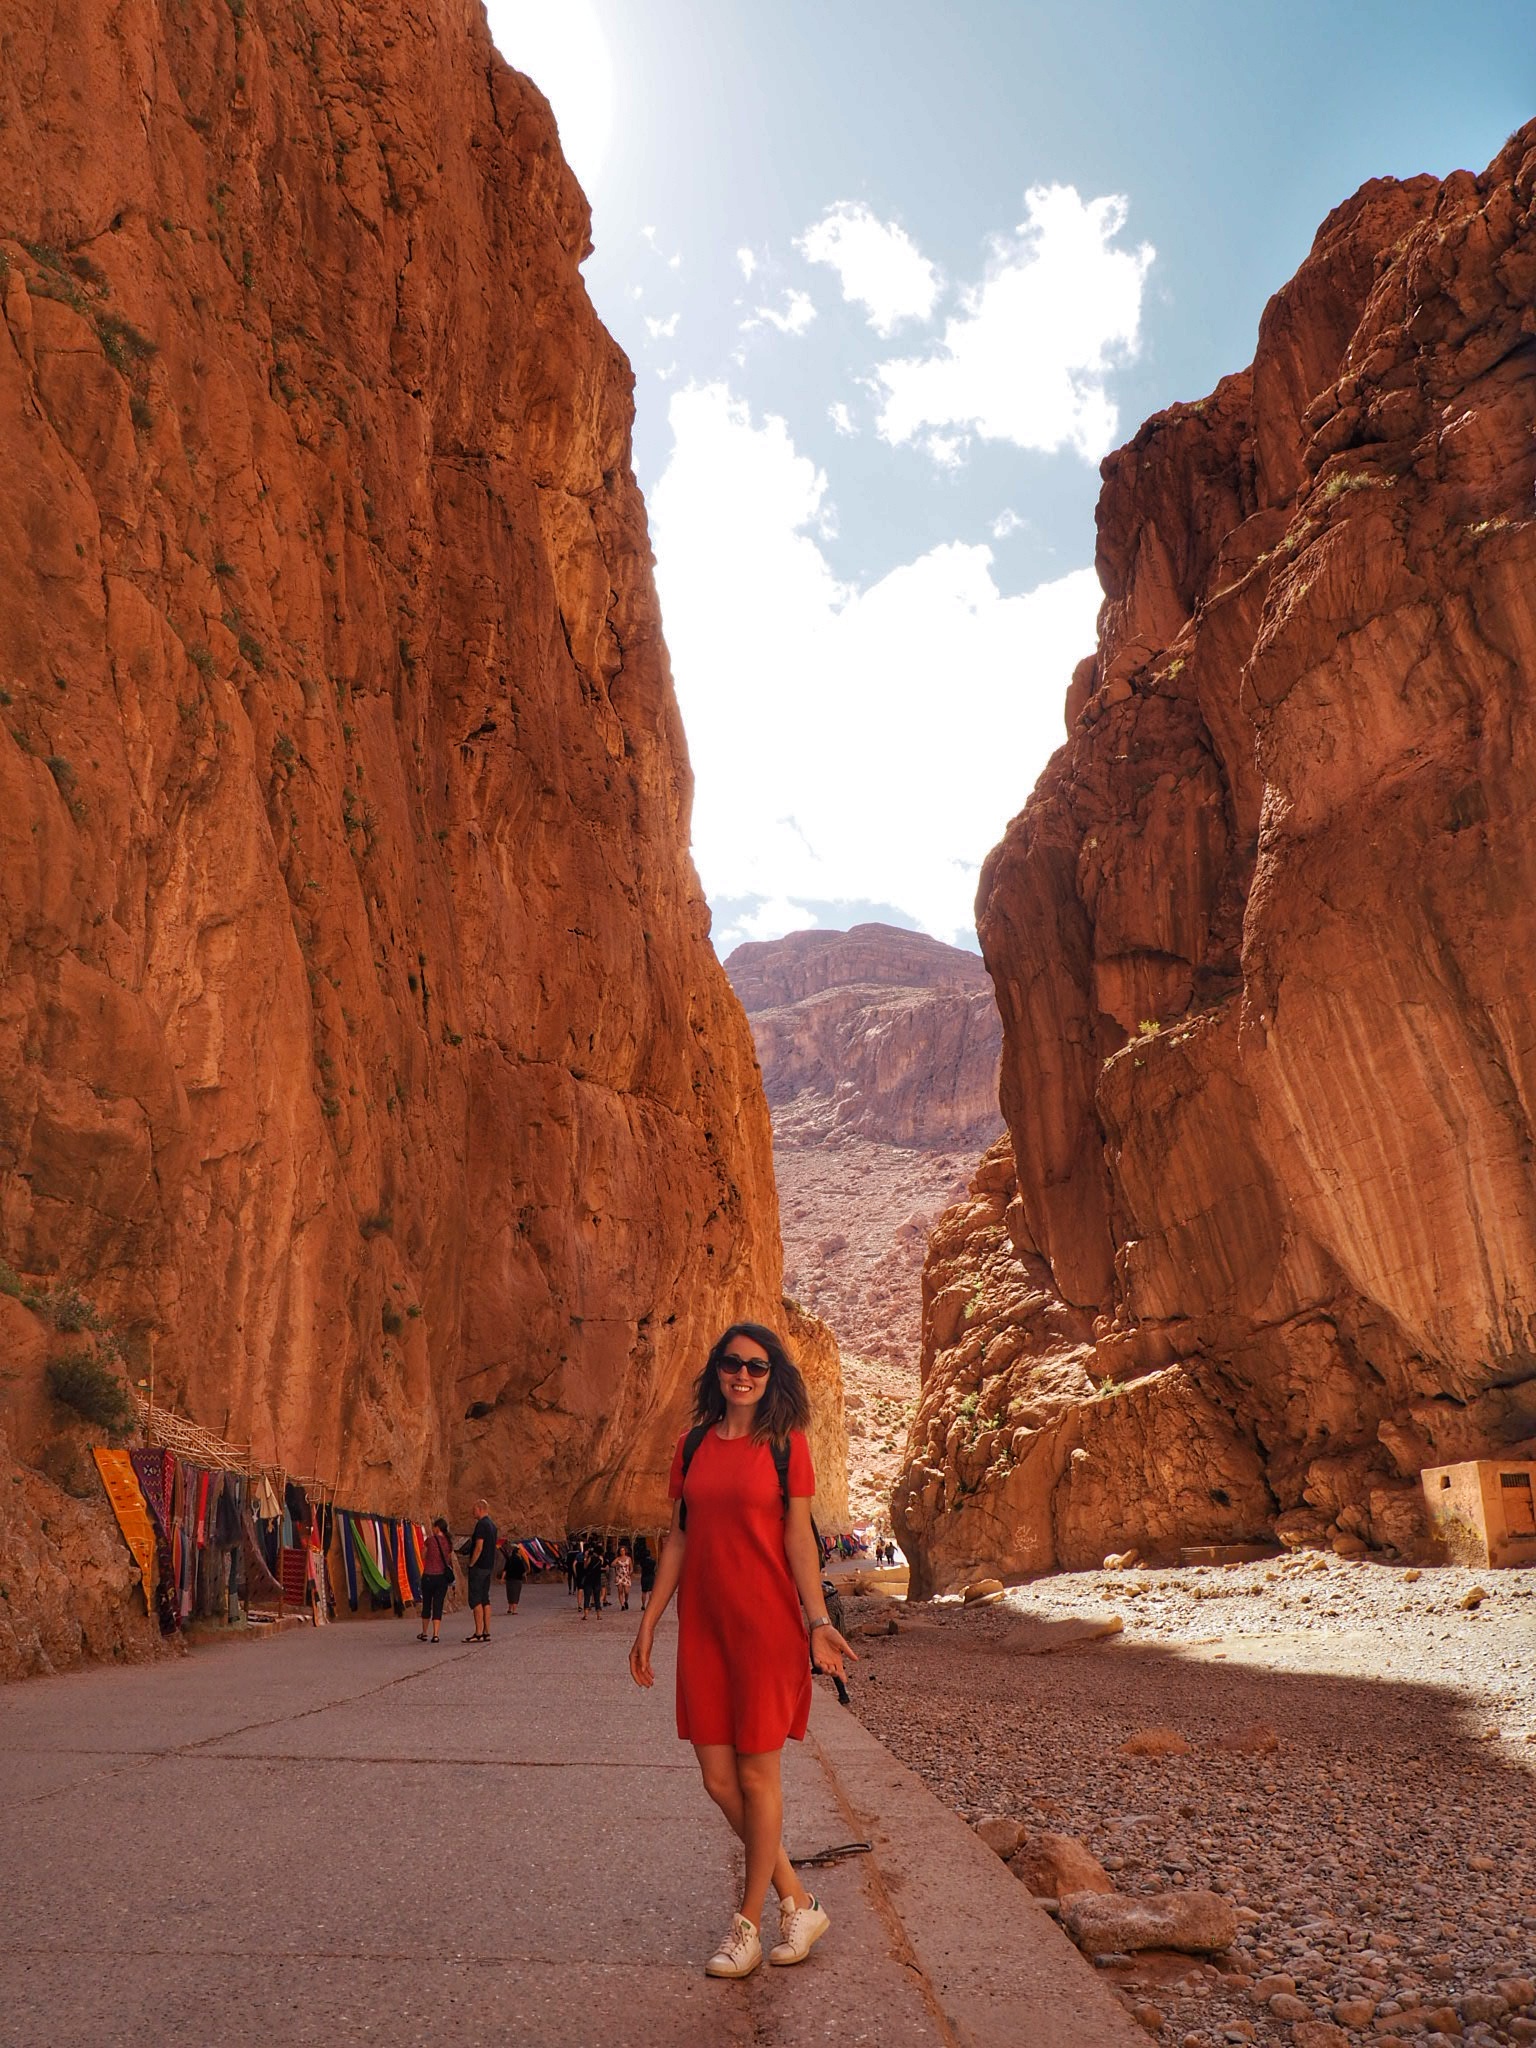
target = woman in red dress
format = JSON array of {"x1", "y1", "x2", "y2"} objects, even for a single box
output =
[{"x1": 628, "y1": 1321, "x2": 857, "y2": 1979}]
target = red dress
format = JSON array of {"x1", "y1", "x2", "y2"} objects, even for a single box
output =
[{"x1": 668, "y1": 1426, "x2": 816, "y2": 1752}]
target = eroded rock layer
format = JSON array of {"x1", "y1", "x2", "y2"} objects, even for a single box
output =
[
  {"x1": 896, "y1": 131, "x2": 1536, "y2": 1593},
  {"x1": 0, "y1": 0, "x2": 797, "y2": 1538}
]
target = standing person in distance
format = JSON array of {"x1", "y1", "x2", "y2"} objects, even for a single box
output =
[
  {"x1": 580, "y1": 1540, "x2": 604, "y2": 1619},
  {"x1": 638, "y1": 1536, "x2": 657, "y2": 1612},
  {"x1": 416, "y1": 1515, "x2": 455, "y2": 1644},
  {"x1": 628, "y1": 1322, "x2": 857, "y2": 1980},
  {"x1": 614, "y1": 1540, "x2": 633, "y2": 1613},
  {"x1": 463, "y1": 1497, "x2": 497, "y2": 1643},
  {"x1": 502, "y1": 1536, "x2": 527, "y2": 1616}
]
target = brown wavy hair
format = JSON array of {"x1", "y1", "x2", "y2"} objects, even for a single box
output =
[{"x1": 691, "y1": 1322, "x2": 810, "y2": 1447}]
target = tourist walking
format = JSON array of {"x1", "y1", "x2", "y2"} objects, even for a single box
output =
[
  {"x1": 463, "y1": 1498, "x2": 497, "y2": 1642},
  {"x1": 638, "y1": 1537, "x2": 656, "y2": 1611},
  {"x1": 628, "y1": 1322, "x2": 856, "y2": 1980},
  {"x1": 580, "y1": 1541, "x2": 604, "y2": 1618},
  {"x1": 417, "y1": 1516, "x2": 455, "y2": 1644},
  {"x1": 503, "y1": 1537, "x2": 527, "y2": 1614},
  {"x1": 614, "y1": 1542, "x2": 632, "y2": 1612}
]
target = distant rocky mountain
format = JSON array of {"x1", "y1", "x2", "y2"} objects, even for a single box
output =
[
  {"x1": 728, "y1": 925, "x2": 1003, "y2": 1151},
  {"x1": 726, "y1": 925, "x2": 1004, "y2": 1524}
]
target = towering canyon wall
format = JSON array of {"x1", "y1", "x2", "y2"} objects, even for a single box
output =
[
  {"x1": 0, "y1": 0, "x2": 805, "y2": 1548},
  {"x1": 896, "y1": 129, "x2": 1536, "y2": 1592}
]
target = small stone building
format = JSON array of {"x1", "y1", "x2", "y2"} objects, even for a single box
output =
[{"x1": 1420, "y1": 1459, "x2": 1536, "y2": 1568}]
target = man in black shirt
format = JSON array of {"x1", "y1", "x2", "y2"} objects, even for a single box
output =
[{"x1": 465, "y1": 1498, "x2": 497, "y2": 1642}]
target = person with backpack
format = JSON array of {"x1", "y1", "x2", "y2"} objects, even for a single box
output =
[
  {"x1": 627, "y1": 1322, "x2": 857, "y2": 1981},
  {"x1": 416, "y1": 1516, "x2": 455, "y2": 1644},
  {"x1": 502, "y1": 1537, "x2": 527, "y2": 1614}
]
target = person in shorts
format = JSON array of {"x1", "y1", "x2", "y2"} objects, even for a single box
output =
[{"x1": 465, "y1": 1498, "x2": 497, "y2": 1641}]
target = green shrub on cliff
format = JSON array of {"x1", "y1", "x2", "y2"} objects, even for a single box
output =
[{"x1": 45, "y1": 1352, "x2": 134, "y2": 1436}]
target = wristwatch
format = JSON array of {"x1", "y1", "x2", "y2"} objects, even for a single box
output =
[{"x1": 807, "y1": 1615, "x2": 832, "y2": 1630}]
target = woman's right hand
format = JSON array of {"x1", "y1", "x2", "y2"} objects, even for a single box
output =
[{"x1": 628, "y1": 1625, "x2": 655, "y2": 1688}]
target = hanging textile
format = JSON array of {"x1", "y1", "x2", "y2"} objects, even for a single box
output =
[
  {"x1": 353, "y1": 1517, "x2": 391, "y2": 1598},
  {"x1": 242, "y1": 1513, "x2": 284, "y2": 1612},
  {"x1": 307, "y1": 1516, "x2": 328, "y2": 1625},
  {"x1": 403, "y1": 1524, "x2": 423, "y2": 1602},
  {"x1": 279, "y1": 1546, "x2": 309, "y2": 1605},
  {"x1": 339, "y1": 1514, "x2": 360, "y2": 1610},
  {"x1": 91, "y1": 1449, "x2": 158, "y2": 1611}
]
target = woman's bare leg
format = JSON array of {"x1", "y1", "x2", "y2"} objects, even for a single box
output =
[{"x1": 693, "y1": 1744, "x2": 810, "y2": 1923}]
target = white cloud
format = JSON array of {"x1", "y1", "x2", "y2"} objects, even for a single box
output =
[
  {"x1": 651, "y1": 384, "x2": 1101, "y2": 947},
  {"x1": 744, "y1": 289, "x2": 817, "y2": 337},
  {"x1": 991, "y1": 508, "x2": 1024, "y2": 538},
  {"x1": 797, "y1": 201, "x2": 941, "y2": 336},
  {"x1": 736, "y1": 247, "x2": 757, "y2": 281},
  {"x1": 716, "y1": 896, "x2": 817, "y2": 951},
  {"x1": 828, "y1": 401, "x2": 855, "y2": 436},
  {"x1": 645, "y1": 312, "x2": 680, "y2": 339},
  {"x1": 875, "y1": 184, "x2": 1153, "y2": 464}
]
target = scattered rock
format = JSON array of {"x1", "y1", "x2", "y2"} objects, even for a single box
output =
[
  {"x1": 973, "y1": 1816, "x2": 1026, "y2": 1858},
  {"x1": 1105, "y1": 1550, "x2": 1142, "y2": 1570},
  {"x1": 1060, "y1": 1888, "x2": 1238, "y2": 1958},
  {"x1": 1267, "y1": 1992, "x2": 1311, "y2": 2020},
  {"x1": 1459, "y1": 1587, "x2": 1488, "y2": 1610},
  {"x1": 964, "y1": 1578, "x2": 1006, "y2": 1605},
  {"x1": 1332, "y1": 1996, "x2": 1376, "y2": 2026},
  {"x1": 1009, "y1": 1831, "x2": 1114, "y2": 1897},
  {"x1": 1121, "y1": 1726, "x2": 1192, "y2": 1757},
  {"x1": 1293, "y1": 2026, "x2": 1350, "y2": 2048},
  {"x1": 1212, "y1": 1723, "x2": 1280, "y2": 1756},
  {"x1": 1132, "y1": 2002, "x2": 1165, "y2": 2034}
]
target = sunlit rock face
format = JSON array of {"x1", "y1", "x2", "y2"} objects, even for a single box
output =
[
  {"x1": 896, "y1": 132, "x2": 1536, "y2": 1594},
  {"x1": 0, "y1": 0, "x2": 801, "y2": 1533}
]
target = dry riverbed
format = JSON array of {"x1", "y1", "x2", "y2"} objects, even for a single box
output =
[{"x1": 840, "y1": 1552, "x2": 1536, "y2": 2048}]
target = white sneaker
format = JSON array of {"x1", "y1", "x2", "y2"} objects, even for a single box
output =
[
  {"x1": 704, "y1": 1912, "x2": 762, "y2": 1979},
  {"x1": 769, "y1": 1893, "x2": 829, "y2": 1965}
]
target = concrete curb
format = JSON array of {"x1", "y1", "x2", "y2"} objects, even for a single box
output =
[{"x1": 807, "y1": 1695, "x2": 1146, "y2": 2048}]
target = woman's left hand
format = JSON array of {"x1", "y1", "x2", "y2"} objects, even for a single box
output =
[{"x1": 810, "y1": 1624, "x2": 858, "y2": 1682}]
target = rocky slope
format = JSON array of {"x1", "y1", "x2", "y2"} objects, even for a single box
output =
[
  {"x1": 896, "y1": 129, "x2": 1536, "y2": 1592},
  {"x1": 0, "y1": 0, "x2": 841, "y2": 1566},
  {"x1": 727, "y1": 925, "x2": 1001, "y2": 1522}
]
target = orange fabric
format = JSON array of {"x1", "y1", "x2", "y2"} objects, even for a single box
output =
[{"x1": 91, "y1": 1448, "x2": 157, "y2": 1611}]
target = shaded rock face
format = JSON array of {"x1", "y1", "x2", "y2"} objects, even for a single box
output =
[
  {"x1": 0, "y1": 0, "x2": 792, "y2": 1535},
  {"x1": 897, "y1": 132, "x2": 1536, "y2": 1593}
]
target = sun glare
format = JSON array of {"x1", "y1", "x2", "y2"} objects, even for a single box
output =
[{"x1": 482, "y1": 0, "x2": 616, "y2": 196}]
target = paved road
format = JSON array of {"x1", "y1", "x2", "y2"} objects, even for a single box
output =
[{"x1": 0, "y1": 1585, "x2": 1142, "y2": 2047}]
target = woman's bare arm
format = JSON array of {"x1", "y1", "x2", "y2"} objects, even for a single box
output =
[
  {"x1": 784, "y1": 1496, "x2": 857, "y2": 1681},
  {"x1": 628, "y1": 1503, "x2": 685, "y2": 1687}
]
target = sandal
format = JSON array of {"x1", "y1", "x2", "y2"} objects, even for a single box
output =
[
  {"x1": 464, "y1": 1633, "x2": 483, "y2": 1642},
  {"x1": 416, "y1": 1632, "x2": 429, "y2": 1642}
]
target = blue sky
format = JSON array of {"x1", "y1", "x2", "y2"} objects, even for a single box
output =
[{"x1": 487, "y1": 1, "x2": 1533, "y2": 952}]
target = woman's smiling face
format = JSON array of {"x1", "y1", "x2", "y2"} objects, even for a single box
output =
[{"x1": 717, "y1": 1337, "x2": 771, "y2": 1411}]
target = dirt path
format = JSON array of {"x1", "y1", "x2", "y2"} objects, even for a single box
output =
[{"x1": 842, "y1": 1554, "x2": 1536, "y2": 2048}]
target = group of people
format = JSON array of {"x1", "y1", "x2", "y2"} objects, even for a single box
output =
[
  {"x1": 566, "y1": 1533, "x2": 658, "y2": 1616},
  {"x1": 413, "y1": 1500, "x2": 529, "y2": 1645}
]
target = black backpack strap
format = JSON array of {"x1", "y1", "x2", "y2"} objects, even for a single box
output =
[
  {"x1": 677, "y1": 1422, "x2": 711, "y2": 1531},
  {"x1": 771, "y1": 1437, "x2": 791, "y2": 1514}
]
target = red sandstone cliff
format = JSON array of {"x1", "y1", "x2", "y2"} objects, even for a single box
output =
[
  {"x1": 0, "y1": 0, "x2": 835, "y2": 1592},
  {"x1": 896, "y1": 129, "x2": 1536, "y2": 1592}
]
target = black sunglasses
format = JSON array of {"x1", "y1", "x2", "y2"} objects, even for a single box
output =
[{"x1": 717, "y1": 1353, "x2": 771, "y2": 1377}]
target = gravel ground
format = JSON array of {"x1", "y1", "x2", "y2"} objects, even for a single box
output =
[{"x1": 840, "y1": 1552, "x2": 1536, "y2": 2047}]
